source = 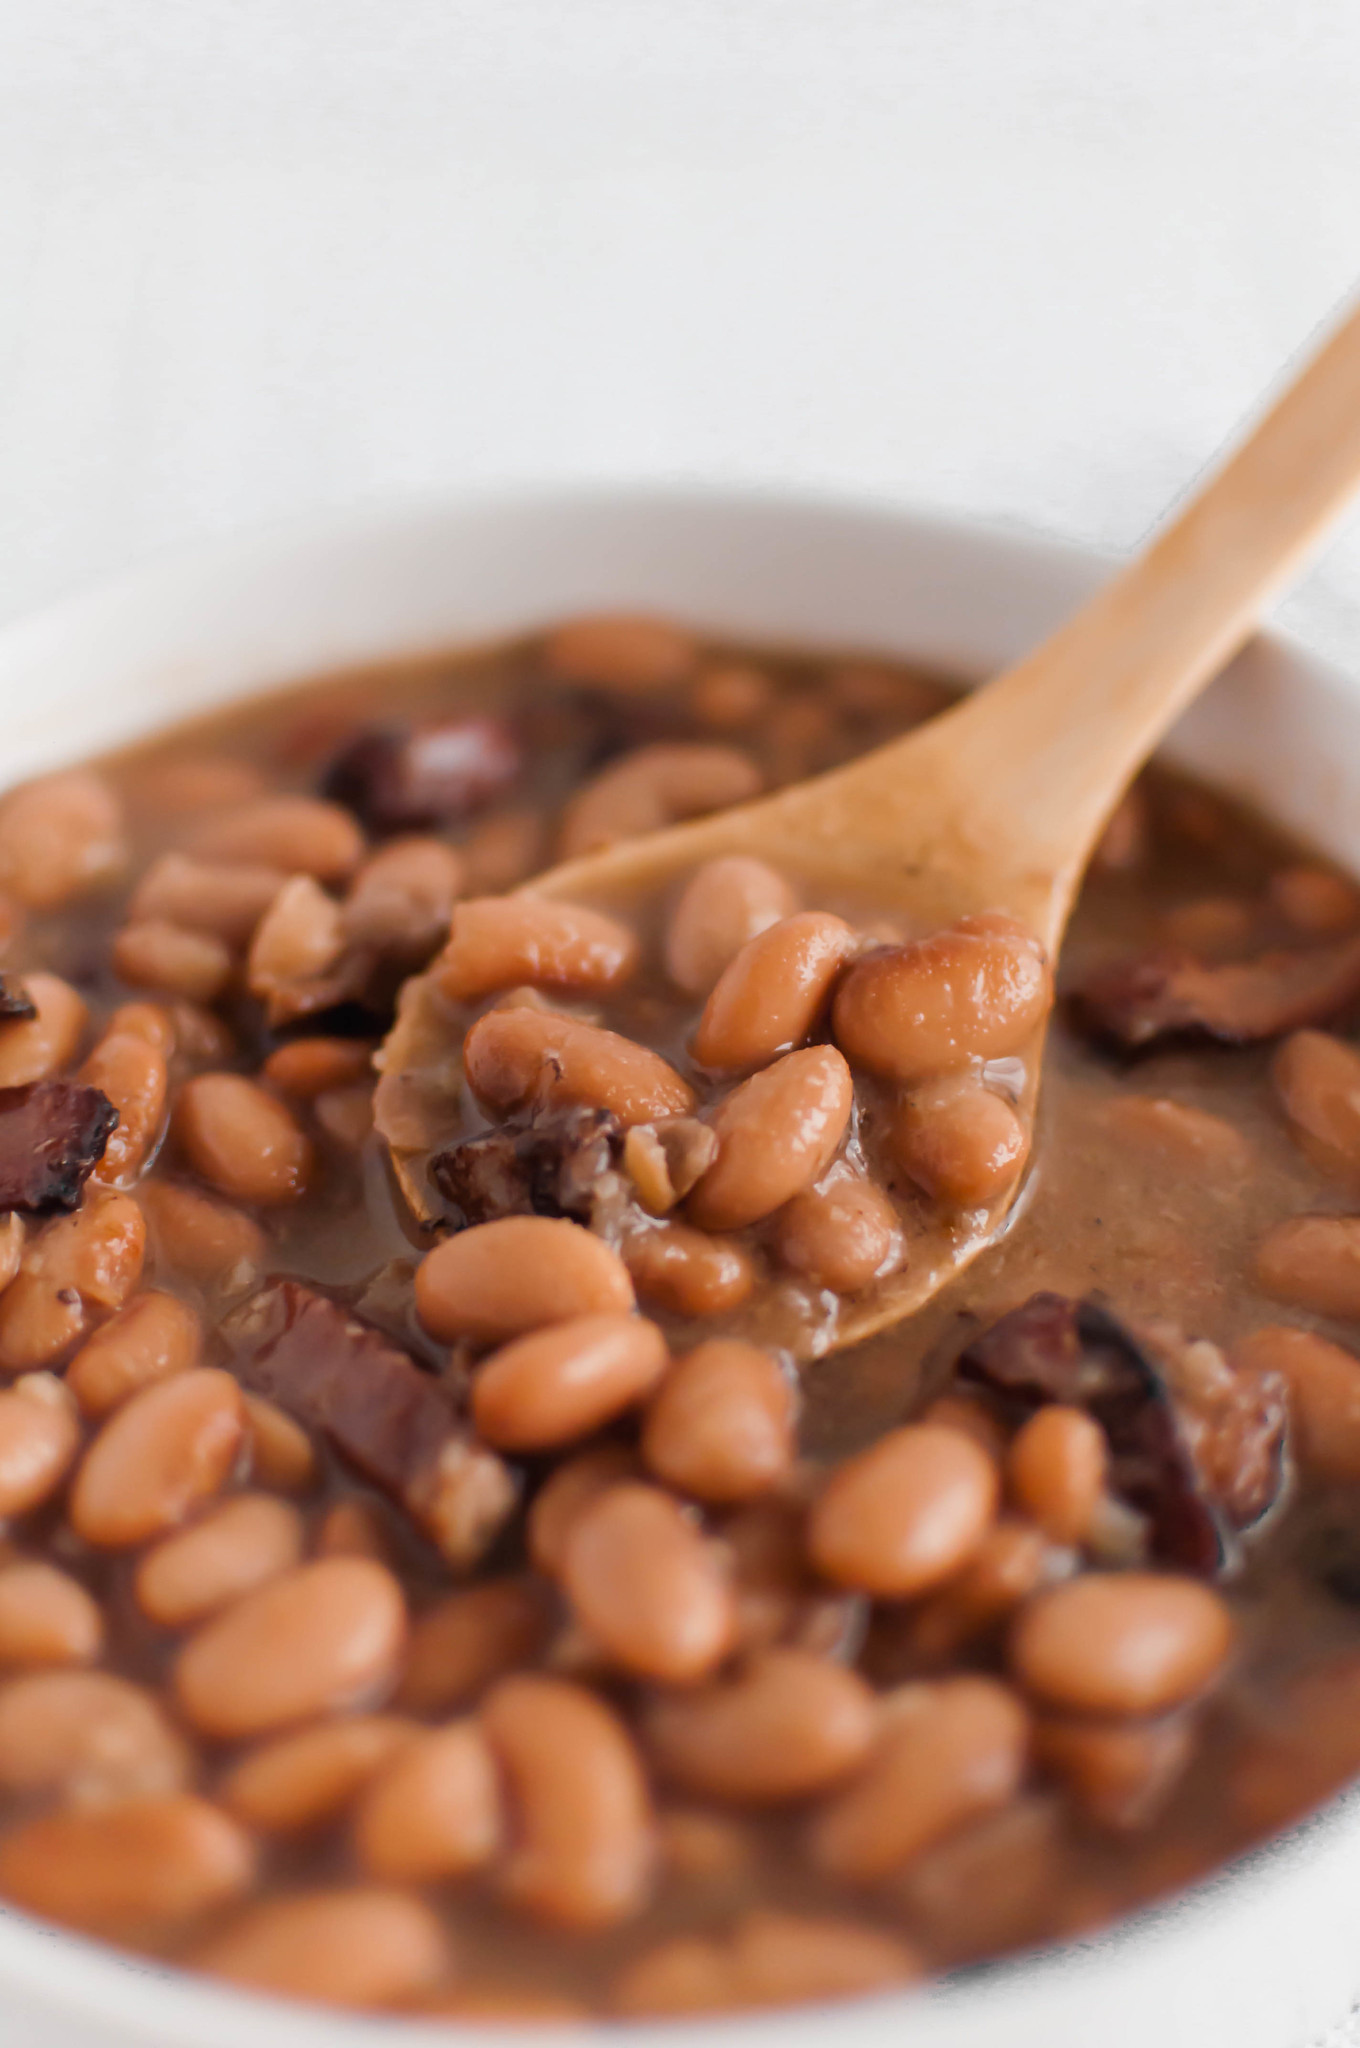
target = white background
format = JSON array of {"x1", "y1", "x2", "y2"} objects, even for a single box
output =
[{"x1": 3, "y1": 6, "x2": 1360, "y2": 2042}]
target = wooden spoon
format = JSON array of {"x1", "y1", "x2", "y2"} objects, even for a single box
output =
[{"x1": 382, "y1": 297, "x2": 1360, "y2": 1355}]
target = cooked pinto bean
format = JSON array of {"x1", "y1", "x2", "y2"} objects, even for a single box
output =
[
  {"x1": 665, "y1": 857, "x2": 799, "y2": 997},
  {"x1": 543, "y1": 613, "x2": 698, "y2": 693},
  {"x1": 139, "y1": 1179, "x2": 265, "y2": 1286},
  {"x1": 526, "y1": 1445, "x2": 641, "y2": 1578},
  {"x1": 1273, "y1": 1028, "x2": 1360, "y2": 1184},
  {"x1": 242, "y1": 1391, "x2": 318, "y2": 1492},
  {"x1": 623, "y1": 1223, "x2": 755, "y2": 1318},
  {"x1": 1010, "y1": 1573, "x2": 1233, "y2": 1715},
  {"x1": 560, "y1": 744, "x2": 761, "y2": 857},
  {"x1": 174, "y1": 1557, "x2": 407, "y2": 1739},
  {"x1": 415, "y1": 1215, "x2": 635, "y2": 1344},
  {"x1": 810, "y1": 1676, "x2": 1029, "y2": 1882},
  {"x1": 196, "y1": 1887, "x2": 448, "y2": 2007},
  {"x1": 176, "y1": 1073, "x2": 313, "y2": 1206},
  {"x1": 692, "y1": 912, "x2": 855, "y2": 1071},
  {"x1": 0, "y1": 1189, "x2": 145, "y2": 1370},
  {"x1": 80, "y1": 1030, "x2": 167, "y2": 1185},
  {"x1": 0, "y1": 1562, "x2": 102, "y2": 1668},
  {"x1": 1034, "y1": 1712, "x2": 1193, "y2": 1832},
  {"x1": 472, "y1": 1313, "x2": 668, "y2": 1451},
  {"x1": 808, "y1": 1424, "x2": 998, "y2": 1597},
  {"x1": 0, "y1": 1374, "x2": 80, "y2": 1515},
  {"x1": 0, "y1": 972, "x2": 86, "y2": 1088},
  {"x1": 222, "y1": 1716, "x2": 419, "y2": 1834},
  {"x1": 192, "y1": 795, "x2": 364, "y2": 880},
  {"x1": 612, "y1": 1909, "x2": 919, "y2": 2016},
  {"x1": 888, "y1": 1074, "x2": 1030, "y2": 1207},
  {"x1": 66, "y1": 1291, "x2": 201, "y2": 1416},
  {"x1": 1006, "y1": 1406, "x2": 1107, "y2": 1545},
  {"x1": 641, "y1": 1339, "x2": 797, "y2": 1502},
  {"x1": 0, "y1": 1796, "x2": 254, "y2": 1937},
  {"x1": 0, "y1": 769, "x2": 126, "y2": 908},
  {"x1": 562, "y1": 1482, "x2": 736, "y2": 1682},
  {"x1": 246, "y1": 875, "x2": 345, "y2": 1009},
  {"x1": 397, "y1": 1579, "x2": 553, "y2": 1714},
  {"x1": 1269, "y1": 864, "x2": 1360, "y2": 934},
  {"x1": 0, "y1": 1668, "x2": 188, "y2": 1800},
  {"x1": 481, "y1": 1673, "x2": 655, "y2": 1928},
  {"x1": 134, "y1": 1493, "x2": 305, "y2": 1627},
  {"x1": 130, "y1": 853, "x2": 287, "y2": 943},
  {"x1": 263, "y1": 1035, "x2": 374, "y2": 1098},
  {"x1": 437, "y1": 897, "x2": 638, "y2": 1003},
  {"x1": 112, "y1": 921, "x2": 234, "y2": 1002},
  {"x1": 834, "y1": 915, "x2": 1051, "y2": 1082},
  {"x1": 1235, "y1": 1325, "x2": 1360, "y2": 1481},
  {"x1": 902, "y1": 1519, "x2": 1056, "y2": 1666},
  {"x1": 464, "y1": 1006, "x2": 695, "y2": 1124},
  {"x1": 353, "y1": 1721, "x2": 503, "y2": 1880},
  {"x1": 1097, "y1": 1093, "x2": 1252, "y2": 1172},
  {"x1": 343, "y1": 836, "x2": 464, "y2": 957},
  {"x1": 1256, "y1": 1215, "x2": 1360, "y2": 1317},
  {"x1": 773, "y1": 1172, "x2": 904, "y2": 1292},
  {"x1": 70, "y1": 1368, "x2": 246, "y2": 1548},
  {"x1": 687, "y1": 1045, "x2": 853, "y2": 1231},
  {"x1": 644, "y1": 1649, "x2": 878, "y2": 1803}
]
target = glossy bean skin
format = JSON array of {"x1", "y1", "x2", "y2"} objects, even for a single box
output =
[
  {"x1": 139, "y1": 1180, "x2": 265, "y2": 1288},
  {"x1": 130, "y1": 853, "x2": 287, "y2": 943},
  {"x1": 262, "y1": 1035, "x2": 374, "y2": 1099},
  {"x1": 0, "y1": 1191, "x2": 146, "y2": 1371},
  {"x1": 65, "y1": 1290, "x2": 201, "y2": 1417},
  {"x1": 1273, "y1": 1029, "x2": 1360, "y2": 1184},
  {"x1": 1255, "y1": 1216, "x2": 1360, "y2": 1318},
  {"x1": 0, "y1": 972, "x2": 87, "y2": 1088},
  {"x1": 437, "y1": 897, "x2": 638, "y2": 1003},
  {"x1": 1010, "y1": 1573, "x2": 1234, "y2": 1715},
  {"x1": 472, "y1": 1313, "x2": 669, "y2": 1451},
  {"x1": 463, "y1": 1007, "x2": 696, "y2": 1125},
  {"x1": 692, "y1": 913, "x2": 855, "y2": 1071},
  {"x1": 560, "y1": 743, "x2": 760, "y2": 858},
  {"x1": 112, "y1": 920, "x2": 234, "y2": 1003},
  {"x1": 808, "y1": 1424, "x2": 998, "y2": 1598},
  {"x1": 195, "y1": 1887, "x2": 448, "y2": 2008},
  {"x1": 888, "y1": 1075, "x2": 1030, "y2": 1208},
  {"x1": 1006, "y1": 1407, "x2": 1107, "y2": 1545},
  {"x1": 134, "y1": 1493, "x2": 305, "y2": 1627},
  {"x1": 772, "y1": 1173, "x2": 904, "y2": 1292},
  {"x1": 481, "y1": 1673, "x2": 655, "y2": 1929},
  {"x1": 809, "y1": 1677, "x2": 1029, "y2": 1882},
  {"x1": 191, "y1": 795, "x2": 364, "y2": 881},
  {"x1": 222, "y1": 1716, "x2": 418, "y2": 1834},
  {"x1": 0, "y1": 1562, "x2": 102, "y2": 1668},
  {"x1": 80, "y1": 1030, "x2": 168, "y2": 1186},
  {"x1": 641, "y1": 1340, "x2": 797, "y2": 1502},
  {"x1": 833, "y1": 915, "x2": 1052, "y2": 1083},
  {"x1": 397, "y1": 1578, "x2": 553, "y2": 1714},
  {"x1": 644, "y1": 1649, "x2": 878, "y2": 1804},
  {"x1": 0, "y1": 1669, "x2": 188, "y2": 1800},
  {"x1": 70, "y1": 1369, "x2": 245, "y2": 1549},
  {"x1": 353, "y1": 1721, "x2": 503, "y2": 1880},
  {"x1": 623, "y1": 1225, "x2": 755, "y2": 1319},
  {"x1": 415, "y1": 1216, "x2": 635, "y2": 1344},
  {"x1": 0, "y1": 1374, "x2": 81, "y2": 1515},
  {"x1": 0, "y1": 1795, "x2": 254, "y2": 1937},
  {"x1": 176, "y1": 1073, "x2": 313, "y2": 1206},
  {"x1": 0, "y1": 770, "x2": 126, "y2": 909},
  {"x1": 687, "y1": 1046, "x2": 854, "y2": 1232},
  {"x1": 1235, "y1": 1325, "x2": 1360, "y2": 1481},
  {"x1": 561, "y1": 1482, "x2": 736, "y2": 1682},
  {"x1": 665, "y1": 857, "x2": 799, "y2": 997},
  {"x1": 174, "y1": 1557, "x2": 407, "y2": 1739}
]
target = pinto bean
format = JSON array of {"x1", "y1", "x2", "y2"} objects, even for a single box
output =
[
  {"x1": 134, "y1": 1493, "x2": 305, "y2": 1628},
  {"x1": 1256, "y1": 1215, "x2": 1360, "y2": 1318},
  {"x1": 0, "y1": 1189, "x2": 145, "y2": 1370},
  {"x1": 692, "y1": 913, "x2": 854, "y2": 1073},
  {"x1": 543, "y1": 614, "x2": 698, "y2": 692},
  {"x1": 0, "y1": 972, "x2": 87, "y2": 1088},
  {"x1": 561, "y1": 1482, "x2": 736, "y2": 1682},
  {"x1": 899, "y1": 1518, "x2": 1054, "y2": 1667},
  {"x1": 1268, "y1": 865, "x2": 1360, "y2": 935},
  {"x1": 174, "y1": 1557, "x2": 407, "y2": 1739},
  {"x1": 773, "y1": 1173, "x2": 905, "y2": 1292},
  {"x1": 687, "y1": 1046, "x2": 853, "y2": 1232},
  {"x1": 472, "y1": 1313, "x2": 668, "y2": 1451},
  {"x1": 464, "y1": 1007, "x2": 695, "y2": 1125},
  {"x1": 192, "y1": 795, "x2": 364, "y2": 881},
  {"x1": 665, "y1": 857, "x2": 799, "y2": 997},
  {"x1": 623, "y1": 1223, "x2": 756, "y2": 1318},
  {"x1": 833, "y1": 914, "x2": 1052, "y2": 1083},
  {"x1": 130, "y1": 854, "x2": 287, "y2": 944},
  {"x1": 66, "y1": 1291, "x2": 200, "y2": 1417},
  {"x1": 0, "y1": 1374, "x2": 80, "y2": 1515},
  {"x1": 397, "y1": 1579, "x2": 553, "y2": 1714},
  {"x1": 0, "y1": 1796, "x2": 254, "y2": 1937},
  {"x1": 0, "y1": 1562, "x2": 102, "y2": 1668},
  {"x1": 690, "y1": 663, "x2": 777, "y2": 730},
  {"x1": 262, "y1": 1036, "x2": 374, "y2": 1099},
  {"x1": 612, "y1": 1910, "x2": 919, "y2": 2017},
  {"x1": 527, "y1": 1445, "x2": 641, "y2": 1579},
  {"x1": 415, "y1": 1215, "x2": 635, "y2": 1344},
  {"x1": 644, "y1": 1649, "x2": 877, "y2": 1803},
  {"x1": 809, "y1": 1676, "x2": 1029, "y2": 1882},
  {"x1": 481, "y1": 1673, "x2": 655, "y2": 1928},
  {"x1": 246, "y1": 875, "x2": 345, "y2": 1006},
  {"x1": 176, "y1": 1072, "x2": 313, "y2": 1206},
  {"x1": 1006, "y1": 1407, "x2": 1107, "y2": 1545},
  {"x1": 1010, "y1": 1573, "x2": 1233, "y2": 1715},
  {"x1": 242, "y1": 1391, "x2": 317, "y2": 1492},
  {"x1": 1097, "y1": 1094, "x2": 1252, "y2": 1173},
  {"x1": 0, "y1": 1668, "x2": 188, "y2": 1800},
  {"x1": 1235, "y1": 1325, "x2": 1360, "y2": 1482},
  {"x1": 1034, "y1": 1712, "x2": 1194, "y2": 1832},
  {"x1": 560, "y1": 744, "x2": 762, "y2": 858},
  {"x1": 112, "y1": 922, "x2": 234, "y2": 1003},
  {"x1": 1273, "y1": 1029, "x2": 1360, "y2": 1184},
  {"x1": 80, "y1": 1030, "x2": 167, "y2": 1185},
  {"x1": 353, "y1": 1721, "x2": 503, "y2": 1880},
  {"x1": 343, "y1": 837, "x2": 464, "y2": 957},
  {"x1": 222, "y1": 1716, "x2": 419, "y2": 1833},
  {"x1": 642, "y1": 1340, "x2": 797, "y2": 1502},
  {"x1": 0, "y1": 770, "x2": 126, "y2": 908},
  {"x1": 808, "y1": 1424, "x2": 998, "y2": 1597},
  {"x1": 140, "y1": 1180, "x2": 265, "y2": 1288},
  {"x1": 70, "y1": 1368, "x2": 245, "y2": 1548},
  {"x1": 437, "y1": 898, "x2": 638, "y2": 1004},
  {"x1": 195, "y1": 1888, "x2": 448, "y2": 2008},
  {"x1": 462, "y1": 808, "x2": 546, "y2": 893},
  {"x1": 887, "y1": 1075, "x2": 1030, "y2": 1207}
]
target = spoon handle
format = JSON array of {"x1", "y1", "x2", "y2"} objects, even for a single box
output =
[{"x1": 920, "y1": 291, "x2": 1360, "y2": 929}]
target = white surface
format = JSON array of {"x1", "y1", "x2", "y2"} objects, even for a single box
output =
[{"x1": 2, "y1": 494, "x2": 1360, "y2": 2048}]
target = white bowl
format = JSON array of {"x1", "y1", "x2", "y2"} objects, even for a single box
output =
[{"x1": 1, "y1": 489, "x2": 1358, "y2": 2048}]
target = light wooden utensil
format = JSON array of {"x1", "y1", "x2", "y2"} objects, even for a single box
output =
[{"x1": 390, "y1": 297, "x2": 1360, "y2": 1354}]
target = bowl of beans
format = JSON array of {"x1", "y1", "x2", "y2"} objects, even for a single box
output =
[{"x1": 3, "y1": 489, "x2": 1360, "y2": 2048}]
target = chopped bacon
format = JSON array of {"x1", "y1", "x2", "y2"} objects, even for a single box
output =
[
  {"x1": 1073, "y1": 931, "x2": 1360, "y2": 1051},
  {"x1": 432, "y1": 1104, "x2": 623, "y2": 1228},
  {"x1": 0, "y1": 1080, "x2": 117, "y2": 1213},
  {"x1": 323, "y1": 717, "x2": 522, "y2": 834}
]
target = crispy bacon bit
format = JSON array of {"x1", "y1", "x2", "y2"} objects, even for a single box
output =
[
  {"x1": 0, "y1": 1080, "x2": 118, "y2": 1213},
  {"x1": 0, "y1": 976, "x2": 35, "y2": 1022},
  {"x1": 957, "y1": 1294, "x2": 1287, "y2": 1576},
  {"x1": 323, "y1": 717, "x2": 522, "y2": 834},
  {"x1": 1073, "y1": 931, "x2": 1360, "y2": 1051},
  {"x1": 225, "y1": 1280, "x2": 516, "y2": 1568},
  {"x1": 432, "y1": 1104, "x2": 624, "y2": 1228}
]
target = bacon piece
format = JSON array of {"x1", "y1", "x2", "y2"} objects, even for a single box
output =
[
  {"x1": 225, "y1": 1280, "x2": 516, "y2": 1568},
  {"x1": 0, "y1": 1080, "x2": 117, "y2": 1213},
  {"x1": 322, "y1": 717, "x2": 521, "y2": 834},
  {"x1": 1073, "y1": 931, "x2": 1360, "y2": 1051},
  {"x1": 431, "y1": 1104, "x2": 624, "y2": 1228}
]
